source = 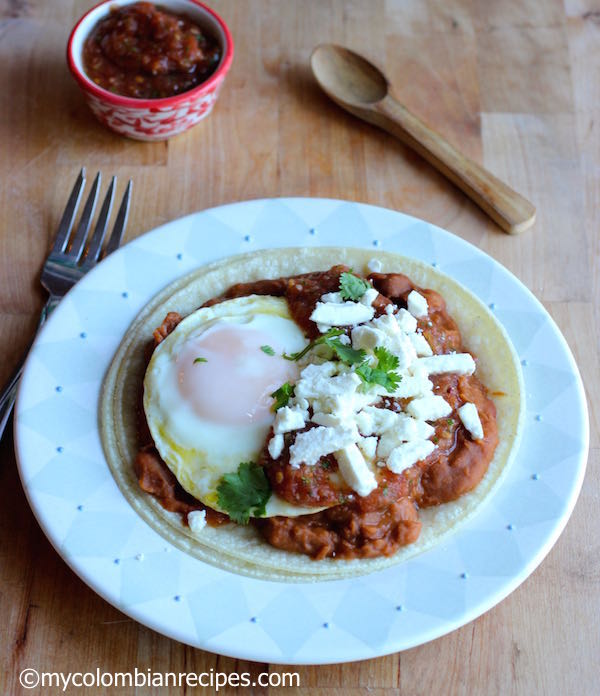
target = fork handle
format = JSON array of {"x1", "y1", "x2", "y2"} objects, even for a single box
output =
[{"x1": 0, "y1": 297, "x2": 58, "y2": 439}]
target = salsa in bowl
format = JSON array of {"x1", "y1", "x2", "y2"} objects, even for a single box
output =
[{"x1": 67, "y1": 0, "x2": 234, "y2": 140}]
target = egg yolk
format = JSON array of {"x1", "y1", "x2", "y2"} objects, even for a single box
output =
[{"x1": 175, "y1": 324, "x2": 300, "y2": 425}]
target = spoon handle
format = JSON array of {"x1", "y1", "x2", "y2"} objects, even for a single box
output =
[{"x1": 372, "y1": 95, "x2": 535, "y2": 234}]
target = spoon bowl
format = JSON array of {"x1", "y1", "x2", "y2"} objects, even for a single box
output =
[
  {"x1": 311, "y1": 44, "x2": 388, "y2": 106},
  {"x1": 310, "y1": 44, "x2": 536, "y2": 235}
]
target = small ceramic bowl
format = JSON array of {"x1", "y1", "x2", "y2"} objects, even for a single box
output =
[{"x1": 67, "y1": 0, "x2": 234, "y2": 141}]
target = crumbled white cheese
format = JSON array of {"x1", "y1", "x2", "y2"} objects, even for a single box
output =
[
  {"x1": 310, "y1": 301, "x2": 375, "y2": 327},
  {"x1": 395, "y1": 308, "x2": 418, "y2": 333},
  {"x1": 295, "y1": 363, "x2": 357, "y2": 402},
  {"x1": 376, "y1": 417, "x2": 435, "y2": 457},
  {"x1": 386, "y1": 331, "x2": 417, "y2": 369},
  {"x1": 311, "y1": 411, "x2": 350, "y2": 428},
  {"x1": 387, "y1": 361, "x2": 432, "y2": 399},
  {"x1": 458, "y1": 402, "x2": 484, "y2": 440},
  {"x1": 289, "y1": 424, "x2": 360, "y2": 467},
  {"x1": 294, "y1": 396, "x2": 310, "y2": 412},
  {"x1": 355, "y1": 409, "x2": 375, "y2": 436},
  {"x1": 188, "y1": 510, "x2": 207, "y2": 536},
  {"x1": 407, "y1": 290, "x2": 429, "y2": 318},
  {"x1": 386, "y1": 440, "x2": 436, "y2": 474},
  {"x1": 369, "y1": 315, "x2": 417, "y2": 368},
  {"x1": 335, "y1": 444, "x2": 378, "y2": 496},
  {"x1": 409, "y1": 332, "x2": 434, "y2": 357},
  {"x1": 300, "y1": 361, "x2": 337, "y2": 380},
  {"x1": 321, "y1": 291, "x2": 344, "y2": 303},
  {"x1": 351, "y1": 325, "x2": 386, "y2": 351},
  {"x1": 313, "y1": 389, "x2": 381, "y2": 424},
  {"x1": 406, "y1": 394, "x2": 452, "y2": 421},
  {"x1": 391, "y1": 371, "x2": 433, "y2": 399},
  {"x1": 360, "y1": 287, "x2": 380, "y2": 306},
  {"x1": 356, "y1": 405, "x2": 398, "y2": 434},
  {"x1": 358, "y1": 436, "x2": 378, "y2": 460},
  {"x1": 268, "y1": 433, "x2": 284, "y2": 459},
  {"x1": 367, "y1": 258, "x2": 382, "y2": 273},
  {"x1": 384, "y1": 303, "x2": 396, "y2": 315},
  {"x1": 273, "y1": 406, "x2": 306, "y2": 434},
  {"x1": 370, "y1": 313, "x2": 402, "y2": 336},
  {"x1": 417, "y1": 353, "x2": 476, "y2": 376}
]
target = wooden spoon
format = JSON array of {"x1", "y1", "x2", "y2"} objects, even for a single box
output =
[{"x1": 310, "y1": 44, "x2": 536, "y2": 235}]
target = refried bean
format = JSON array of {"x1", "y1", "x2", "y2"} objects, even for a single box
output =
[{"x1": 134, "y1": 267, "x2": 498, "y2": 560}]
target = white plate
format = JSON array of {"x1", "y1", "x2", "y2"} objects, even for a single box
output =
[{"x1": 14, "y1": 199, "x2": 588, "y2": 664}]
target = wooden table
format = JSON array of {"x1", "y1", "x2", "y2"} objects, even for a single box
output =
[{"x1": 2, "y1": 1, "x2": 598, "y2": 693}]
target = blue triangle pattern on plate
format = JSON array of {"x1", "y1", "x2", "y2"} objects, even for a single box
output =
[
  {"x1": 332, "y1": 582, "x2": 397, "y2": 648},
  {"x1": 456, "y1": 530, "x2": 525, "y2": 577},
  {"x1": 187, "y1": 578, "x2": 249, "y2": 641},
  {"x1": 304, "y1": 201, "x2": 373, "y2": 247},
  {"x1": 493, "y1": 308, "x2": 549, "y2": 354},
  {"x1": 184, "y1": 211, "x2": 246, "y2": 262},
  {"x1": 28, "y1": 451, "x2": 110, "y2": 501},
  {"x1": 522, "y1": 362, "x2": 577, "y2": 411},
  {"x1": 384, "y1": 221, "x2": 436, "y2": 262},
  {"x1": 279, "y1": 198, "x2": 347, "y2": 229},
  {"x1": 404, "y1": 563, "x2": 467, "y2": 619},
  {"x1": 19, "y1": 394, "x2": 96, "y2": 443},
  {"x1": 26, "y1": 337, "x2": 105, "y2": 386},
  {"x1": 516, "y1": 420, "x2": 584, "y2": 474},
  {"x1": 257, "y1": 587, "x2": 322, "y2": 656},
  {"x1": 120, "y1": 552, "x2": 181, "y2": 606},
  {"x1": 442, "y1": 256, "x2": 497, "y2": 301},
  {"x1": 61, "y1": 511, "x2": 137, "y2": 558},
  {"x1": 247, "y1": 199, "x2": 313, "y2": 247},
  {"x1": 493, "y1": 479, "x2": 567, "y2": 526}
]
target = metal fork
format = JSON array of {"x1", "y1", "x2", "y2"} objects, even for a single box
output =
[{"x1": 0, "y1": 168, "x2": 132, "y2": 438}]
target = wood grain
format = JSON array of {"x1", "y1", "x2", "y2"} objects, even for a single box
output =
[
  {"x1": 311, "y1": 45, "x2": 536, "y2": 233},
  {"x1": 1, "y1": 1, "x2": 598, "y2": 694}
]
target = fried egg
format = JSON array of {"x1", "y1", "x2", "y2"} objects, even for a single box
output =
[{"x1": 144, "y1": 295, "x2": 324, "y2": 517}]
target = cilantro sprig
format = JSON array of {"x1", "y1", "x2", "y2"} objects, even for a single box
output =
[
  {"x1": 339, "y1": 272, "x2": 370, "y2": 301},
  {"x1": 283, "y1": 328, "x2": 365, "y2": 366},
  {"x1": 355, "y1": 346, "x2": 401, "y2": 392},
  {"x1": 216, "y1": 462, "x2": 271, "y2": 524},
  {"x1": 281, "y1": 328, "x2": 400, "y2": 392},
  {"x1": 327, "y1": 338, "x2": 366, "y2": 365},
  {"x1": 270, "y1": 382, "x2": 294, "y2": 411}
]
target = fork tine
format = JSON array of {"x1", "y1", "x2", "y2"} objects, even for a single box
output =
[
  {"x1": 81, "y1": 176, "x2": 116, "y2": 268},
  {"x1": 65, "y1": 171, "x2": 101, "y2": 261},
  {"x1": 51, "y1": 168, "x2": 86, "y2": 254},
  {"x1": 103, "y1": 179, "x2": 132, "y2": 257}
]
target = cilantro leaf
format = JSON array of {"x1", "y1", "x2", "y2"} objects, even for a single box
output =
[
  {"x1": 216, "y1": 462, "x2": 271, "y2": 524},
  {"x1": 193, "y1": 357, "x2": 208, "y2": 364},
  {"x1": 283, "y1": 328, "x2": 344, "y2": 361},
  {"x1": 270, "y1": 382, "x2": 294, "y2": 411},
  {"x1": 355, "y1": 346, "x2": 401, "y2": 392},
  {"x1": 355, "y1": 363, "x2": 400, "y2": 392},
  {"x1": 282, "y1": 328, "x2": 365, "y2": 368},
  {"x1": 374, "y1": 346, "x2": 399, "y2": 372},
  {"x1": 327, "y1": 338, "x2": 366, "y2": 365},
  {"x1": 260, "y1": 344, "x2": 275, "y2": 356},
  {"x1": 339, "y1": 272, "x2": 370, "y2": 301}
]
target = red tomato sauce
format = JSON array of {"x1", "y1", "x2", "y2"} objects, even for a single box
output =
[{"x1": 82, "y1": 2, "x2": 221, "y2": 99}]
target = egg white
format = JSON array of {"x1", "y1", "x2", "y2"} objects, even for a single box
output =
[{"x1": 144, "y1": 295, "x2": 327, "y2": 518}]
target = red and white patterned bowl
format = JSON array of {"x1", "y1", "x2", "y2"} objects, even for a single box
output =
[{"x1": 67, "y1": 0, "x2": 234, "y2": 141}]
